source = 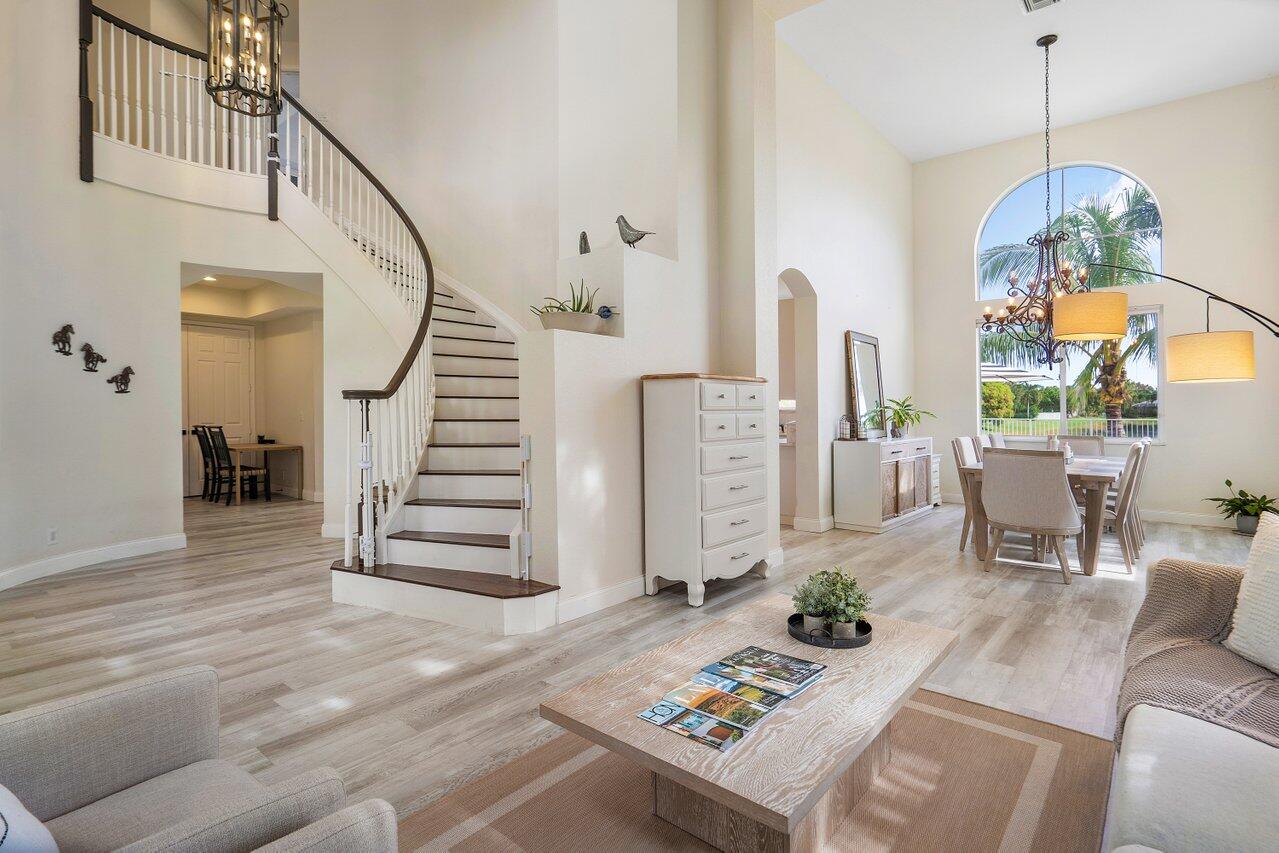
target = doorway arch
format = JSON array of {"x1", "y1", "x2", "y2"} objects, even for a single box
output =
[{"x1": 777, "y1": 268, "x2": 823, "y2": 531}]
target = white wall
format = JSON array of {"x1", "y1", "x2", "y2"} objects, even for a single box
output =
[
  {"x1": 913, "y1": 78, "x2": 1279, "y2": 522},
  {"x1": 775, "y1": 41, "x2": 915, "y2": 530},
  {"x1": 257, "y1": 312, "x2": 324, "y2": 499}
]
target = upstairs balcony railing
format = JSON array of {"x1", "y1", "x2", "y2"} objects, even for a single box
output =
[{"x1": 80, "y1": 2, "x2": 436, "y2": 569}]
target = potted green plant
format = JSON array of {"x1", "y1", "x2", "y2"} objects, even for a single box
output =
[
  {"x1": 791, "y1": 573, "x2": 830, "y2": 634},
  {"x1": 530, "y1": 280, "x2": 605, "y2": 334},
  {"x1": 863, "y1": 396, "x2": 936, "y2": 439},
  {"x1": 1206, "y1": 479, "x2": 1278, "y2": 535},
  {"x1": 824, "y1": 567, "x2": 871, "y2": 639}
]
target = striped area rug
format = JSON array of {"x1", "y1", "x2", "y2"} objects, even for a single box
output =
[{"x1": 399, "y1": 690, "x2": 1113, "y2": 852}]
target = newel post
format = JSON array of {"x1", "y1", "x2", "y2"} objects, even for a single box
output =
[
  {"x1": 78, "y1": 0, "x2": 94, "y2": 182},
  {"x1": 267, "y1": 115, "x2": 280, "y2": 220}
]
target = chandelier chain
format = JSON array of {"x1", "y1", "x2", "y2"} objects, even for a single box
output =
[{"x1": 1043, "y1": 37, "x2": 1051, "y2": 236}]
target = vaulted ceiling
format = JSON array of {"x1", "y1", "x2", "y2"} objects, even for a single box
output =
[{"x1": 777, "y1": 0, "x2": 1279, "y2": 162}]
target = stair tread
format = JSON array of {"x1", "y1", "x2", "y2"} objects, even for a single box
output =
[
  {"x1": 330, "y1": 560, "x2": 555, "y2": 598},
  {"x1": 433, "y1": 417, "x2": 519, "y2": 422},
  {"x1": 434, "y1": 354, "x2": 519, "y2": 361},
  {"x1": 437, "y1": 304, "x2": 476, "y2": 313},
  {"x1": 430, "y1": 442, "x2": 520, "y2": 448},
  {"x1": 435, "y1": 395, "x2": 519, "y2": 400},
  {"x1": 388, "y1": 530, "x2": 511, "y2": 549},
  {"x1": 435, "y1": 373, "x2": 518, "y2": 379},
  {"x1": 433, "y1": 335, "x2": 514, "y2": 344},
  {"x1": 435, "y1": 318, "x2": 497, "y2": 329},
  {"x1": 419, "y1": 469, "x2": 520, "y2": 476},
  {"x1": 407, "y1": 498, "x2": 520, "y2": 509}
]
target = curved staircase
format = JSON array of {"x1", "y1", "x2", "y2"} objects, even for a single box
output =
[{"x1": 80, "y1": 6, "x2": 555, "y2": 633}]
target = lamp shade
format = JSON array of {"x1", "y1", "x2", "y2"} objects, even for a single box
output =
[
  {"x1": 1052, "y1": 291, "x2": 1129, "y2": 341},
  {"x1": 1167, "y1": 330, "x2": 1255, "y2": 383}
]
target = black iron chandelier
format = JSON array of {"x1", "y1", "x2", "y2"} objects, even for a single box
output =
[
  {"x1": 979, "y1": 34, "x2": 1128, "y2": 364},
  {"x1": 205, "y1": 0, "x2": 289, "y2": 117}
]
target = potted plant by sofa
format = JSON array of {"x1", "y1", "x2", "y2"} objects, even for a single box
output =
[
  {"x1": 791, "y1": 572, "x2": 830, "y2": 634},
  {"x1": 863, "y1": 396, "x2": 936, "y2": 439},
  {"x1": 824, "y1": 567, "x2": 871, "y2": 639},
  {"x1": 1206, "y1": 479, "x2": 1278, "y2": 535},
  {"x1": 530, "y1": 280, "x2": 605, "y2": 334}
]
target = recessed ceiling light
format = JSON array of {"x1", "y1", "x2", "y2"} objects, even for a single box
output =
[{"x1": 203, "y1": 276, "x2": 217, "y2": 281}]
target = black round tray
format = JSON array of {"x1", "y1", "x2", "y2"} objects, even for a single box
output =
[{"x1": 787, "y1": 613, "x2": 872, "y2": 649}]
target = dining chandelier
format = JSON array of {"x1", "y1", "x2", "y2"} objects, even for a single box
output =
[
  {"x1": 206, "y1": 0, "x2": 288, "y2": 117},
  {"x1": 979, "y1": 34, "x2": 1128, "y2": 365}
]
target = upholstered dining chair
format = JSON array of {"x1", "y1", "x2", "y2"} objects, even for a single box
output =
[
  {"x1": 1104, "y1": 442, "x2": 1146, "y2": 573},
  {"x1": 976, "y1": 434, "x2": 993, "y2": 460},
  {"x1": 980, "y1": 448, "x2": 1082, "y2": 584},
  {"x1": 987, "y1": 433, "x2": 1008, "y2": 448},
  {"x1": 1130, "y1": 438, "x2": 1152, "y2": 550},
  {"x1": 1057, "y1": 435, "x2": 1104, "y2": 457},
  {"x1": 951, "y1": 437, "x2": 982, "y2": 552}
]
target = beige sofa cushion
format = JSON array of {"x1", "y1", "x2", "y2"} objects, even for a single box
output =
[
  {"x1": 1226, "y1": 512, "x2": 1279, "y2": 672},
  {"x1": 1108, "y1": 704, "x2": 1279, "y2": 852},
  {"x1": 47, "y1": 759, "x2": 262, "y2": 851}
]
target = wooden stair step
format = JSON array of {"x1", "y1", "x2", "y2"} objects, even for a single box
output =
[
  {"x1": 407, "y1": 498, "x2": 520, "y2": 510},
  {"x1": 433, "y1": 334, "x2": 513, "y2": 344},
  {"x1": 434, "y1": 373, "x2": 518, "y2": 379},
  {"x1": 419, "y1": 468, "x2": 520, "y2": 476},
  {"x1": 433, "y1": 418, "x2": 519, "y2": 422},
  {"x1": 434, "y1": 318, "x2": 496, "y2": 329},
  {"x1": 388, "y1": 530, "x2": 511, "y2": 549},
  {"x1": 433, "y1": 354, "x2": 519, "y2": 361},
  {"x1": 330, "y1": 560, "x2": 556, "y2": 598},
  {"x1": 429, "y1": 442, "x2": 520, "y2": 448},
  {"x1": 434, "y1": 395, "x2": 519, "y2": 400}
]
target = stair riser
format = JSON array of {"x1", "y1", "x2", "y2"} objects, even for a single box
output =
[
  {"x1": 418, "y1": 472, "x2": 520, "y2": 500},
  {"x1": 432, "y1": 355, "x2": 519, "y2": 377},
  {"x1": 332, "y1": 573, "x2": 555, "y2": 635},
  {"x1": 432, "y1": 305, "x2": 480, "y2": 323},
  {"x1": 432, "y1": 319, "x2": 510, "y2": 341},
  {"x1": 432, "y1": 420, "x2": 520, "y2": 444},
  {"x1": 433, "y1": 338, "x2": 517, "y2": 358},
  {"x1": 427, "y1": 445, "x2": 521, "y2": 470},
  {"x1": 402, "y1": 504, "x2": 520, "y2": 534},
  {"x1": 386, "y1": 537, "x2": 513, "y2": 574},
  {"x1": 434, "y1": 376, "x2": 519, "y2": 396},
  {"x1": 433, "y1": 397, "x2": 519, "y2": 419}
]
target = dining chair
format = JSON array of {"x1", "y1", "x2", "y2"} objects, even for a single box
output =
[
  {"x1": 980, "y1": 448, "x2": 1082, "y2": 584},
  {"x1": 192, "y1": 425, "x2": 215, "y2": 501},
  {"x1": 988, "y1": 433, "x2": 1007, "y2": 448},
  {"x1": 1103, "y1": 442, "x2": 1145, "y2": 573},
  {"x1": 1131, "y1": 438, "x2": 1152, "y2": 548},
  {"x1": 1057, "y1": 435, "x2": 1104, "y2": 457},
  {"x1": 951, "y1": 437, "x2": 982, "y2": 552},
  {"x1": 207, "y1": 426, "x2": 269, "y2": 505}
]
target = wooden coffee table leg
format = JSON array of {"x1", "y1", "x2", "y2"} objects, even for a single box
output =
[{"x1": 653, "y1": 723, "x2": 892, "y2": 852}]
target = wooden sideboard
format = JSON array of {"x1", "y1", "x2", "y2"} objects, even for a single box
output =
[
  {"x1": 833, "y1": 437, "x2": 935, "y2": 533},
  {"x1": 641, "y1": 374, "x2": 772, "y2": 606}
]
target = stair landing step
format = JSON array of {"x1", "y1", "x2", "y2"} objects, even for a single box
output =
[
  {"x1": 419, "y1": 469, "x2": 520, "y2": 477},
  {"x1": 388, "y1": 530, "x2": 511, "y2": 549},
  {"x1": 330, "y1": 561, "x2": 555, "y2": 598},
  {"x1": 407, "y1": 498, "x2": 520, "y2": 510}
]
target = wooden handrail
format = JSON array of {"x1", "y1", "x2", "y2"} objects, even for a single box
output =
[{"x1": 83, "y1": 6, "x2": 435, "y2": 402}]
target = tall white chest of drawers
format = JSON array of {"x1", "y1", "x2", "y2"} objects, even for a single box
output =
[{"x1": 642, "y1": 374, "x2": 773, "y2": 606}]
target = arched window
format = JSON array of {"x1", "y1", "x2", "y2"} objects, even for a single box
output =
[{"x1": 977, "y1": 165, "x2": 1163, "y2": 441}]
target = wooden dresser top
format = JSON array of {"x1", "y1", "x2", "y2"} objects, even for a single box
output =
[{"x1": 640, "y1": 373, "x2": 767, "y2": 383}]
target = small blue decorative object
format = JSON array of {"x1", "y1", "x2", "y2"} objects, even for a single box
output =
[{"x1": 597, "y1": 305, "x2": 616, "y2": 320}]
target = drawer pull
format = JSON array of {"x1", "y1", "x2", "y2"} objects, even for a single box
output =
[
  {"x1": 728, "y1": 484, "x2": 748, "y2": 491},
  {"x1": 915, "y1": 445, "x2": 927, "y2": 452},
  {"x1": 717, "y1": 393, "x2": 727, "y2": 399},
  {"x1": 717, "y1": 424, "x2": 727, "y2": 430},
  {"x1": 730, "y1": 552, "x2": 750, "y2": 560},
  {"x1": 728, "y1": 455, "x2": 748, "y2": 460},
  {"x1": 730, "y1": 518, "x2": 750, "y2": 526},
  {"x1": 748, "y1": 423, "x2": 758, "y2": 429},
  {"x1": 890, "y1": 450, "x2": 903, "y2": 456}
]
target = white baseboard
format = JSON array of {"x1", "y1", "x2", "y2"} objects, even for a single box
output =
[
  {"x1": 792, "y1": 515, "x2": 834, "y2": 533},
  {"x1": 768, "y1": 547, "x2": 784, "y2": 568},
  {"x1": 780, "y1": 515, "x2": 794, "y2": 526},
  {"x1": 941, "y1": 492, "x2": 964, "y2": 505},
  {"x1": 557, "y1": 576, "x2": 645, "y2": 624},
  {"x1": 0, "y1": 533, "x2": 187, "y2": 593},
  {"x1": 1142, "y1": 509, "x2": 1233, "y2": 529},
  {"x1": 319, "y1": 522, "x2": 345, "y2": 539}
]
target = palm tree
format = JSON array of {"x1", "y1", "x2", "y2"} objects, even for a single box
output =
[{"x1": 979, "y1": 181, "x2": 1161, "y2": 435}]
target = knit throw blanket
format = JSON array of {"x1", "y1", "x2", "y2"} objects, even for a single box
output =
[{"x1": 1116, "y1": 558, "x2": 1279, "y2": 750}]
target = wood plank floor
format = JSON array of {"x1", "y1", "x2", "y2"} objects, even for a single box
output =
[{"x1": 0, "y1": 497, "x2": 1249, "y2": 816}]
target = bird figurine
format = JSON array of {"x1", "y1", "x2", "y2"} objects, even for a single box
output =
[
  {"x1": 615, "y1": 215, "x2": 653, "y2": 248},
  {"x1": 579, "y1": 230, "x2": 591, "y2": 254}
]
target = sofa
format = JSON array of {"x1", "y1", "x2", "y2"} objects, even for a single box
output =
[
  {"x1": 0, "y1": 666, "x2": 397, "y2": 852},
  {"x1": 1106, "y1": 558, "x2": 1279, "y2": 852}
]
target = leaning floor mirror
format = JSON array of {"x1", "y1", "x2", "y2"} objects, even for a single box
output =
[{"x1": 845, "y1": 331, "x2": 885, "y2": 439}]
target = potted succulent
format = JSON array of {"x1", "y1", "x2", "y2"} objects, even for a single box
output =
[
  {"x1": 863, "y1": 396, "x2": 936, "y2": 439},
  {"x1": 530, "y1": 280, "x2": 608, "y2": 334},
  {"x1": 1206, "y1": 479, "x2": 1278, "y2": 535},
  {"x1": 824, "y1": 567, "x2": 871, "y2": 639},
  {"x1": 791, "y1": 573, "x2": 830, "y2": 634}
]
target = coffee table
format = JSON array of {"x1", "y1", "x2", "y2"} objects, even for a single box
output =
[{"x1": 539, "y1": 594, "x2": 957, "y2": 852}]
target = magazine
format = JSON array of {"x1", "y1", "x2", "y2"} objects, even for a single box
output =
[
  {"x1": 699, "y1": 662, "x2": 816, "y2": 699},
  {"x1": 691, "y1": 670, "x2": 786, "y2": 708},
  {"x1": 638, "y1": 701, "x2": 744, "y2": 752},
  {"x1": 663, "y1": 681, "x2": 771, "y2": 730},
  {"x1": 717, "y1": 646, "x2": 826, "y2": 687}
]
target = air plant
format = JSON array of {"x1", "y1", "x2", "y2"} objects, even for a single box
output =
[{"x1": 530, "y1": 280, "x2": 598, "y2": 316}]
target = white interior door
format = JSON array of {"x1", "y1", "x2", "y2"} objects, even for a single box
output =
[{"x1": 183, "y1": 324, "x2": 255, "y2": 496}]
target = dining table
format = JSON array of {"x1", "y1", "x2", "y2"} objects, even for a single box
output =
[
  {"x1": 227, "y1": 443, "x2": 303, "y2": 506},
  {"x1": 958, "y1": 454, "x2": 1125, "y2": 576}
]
